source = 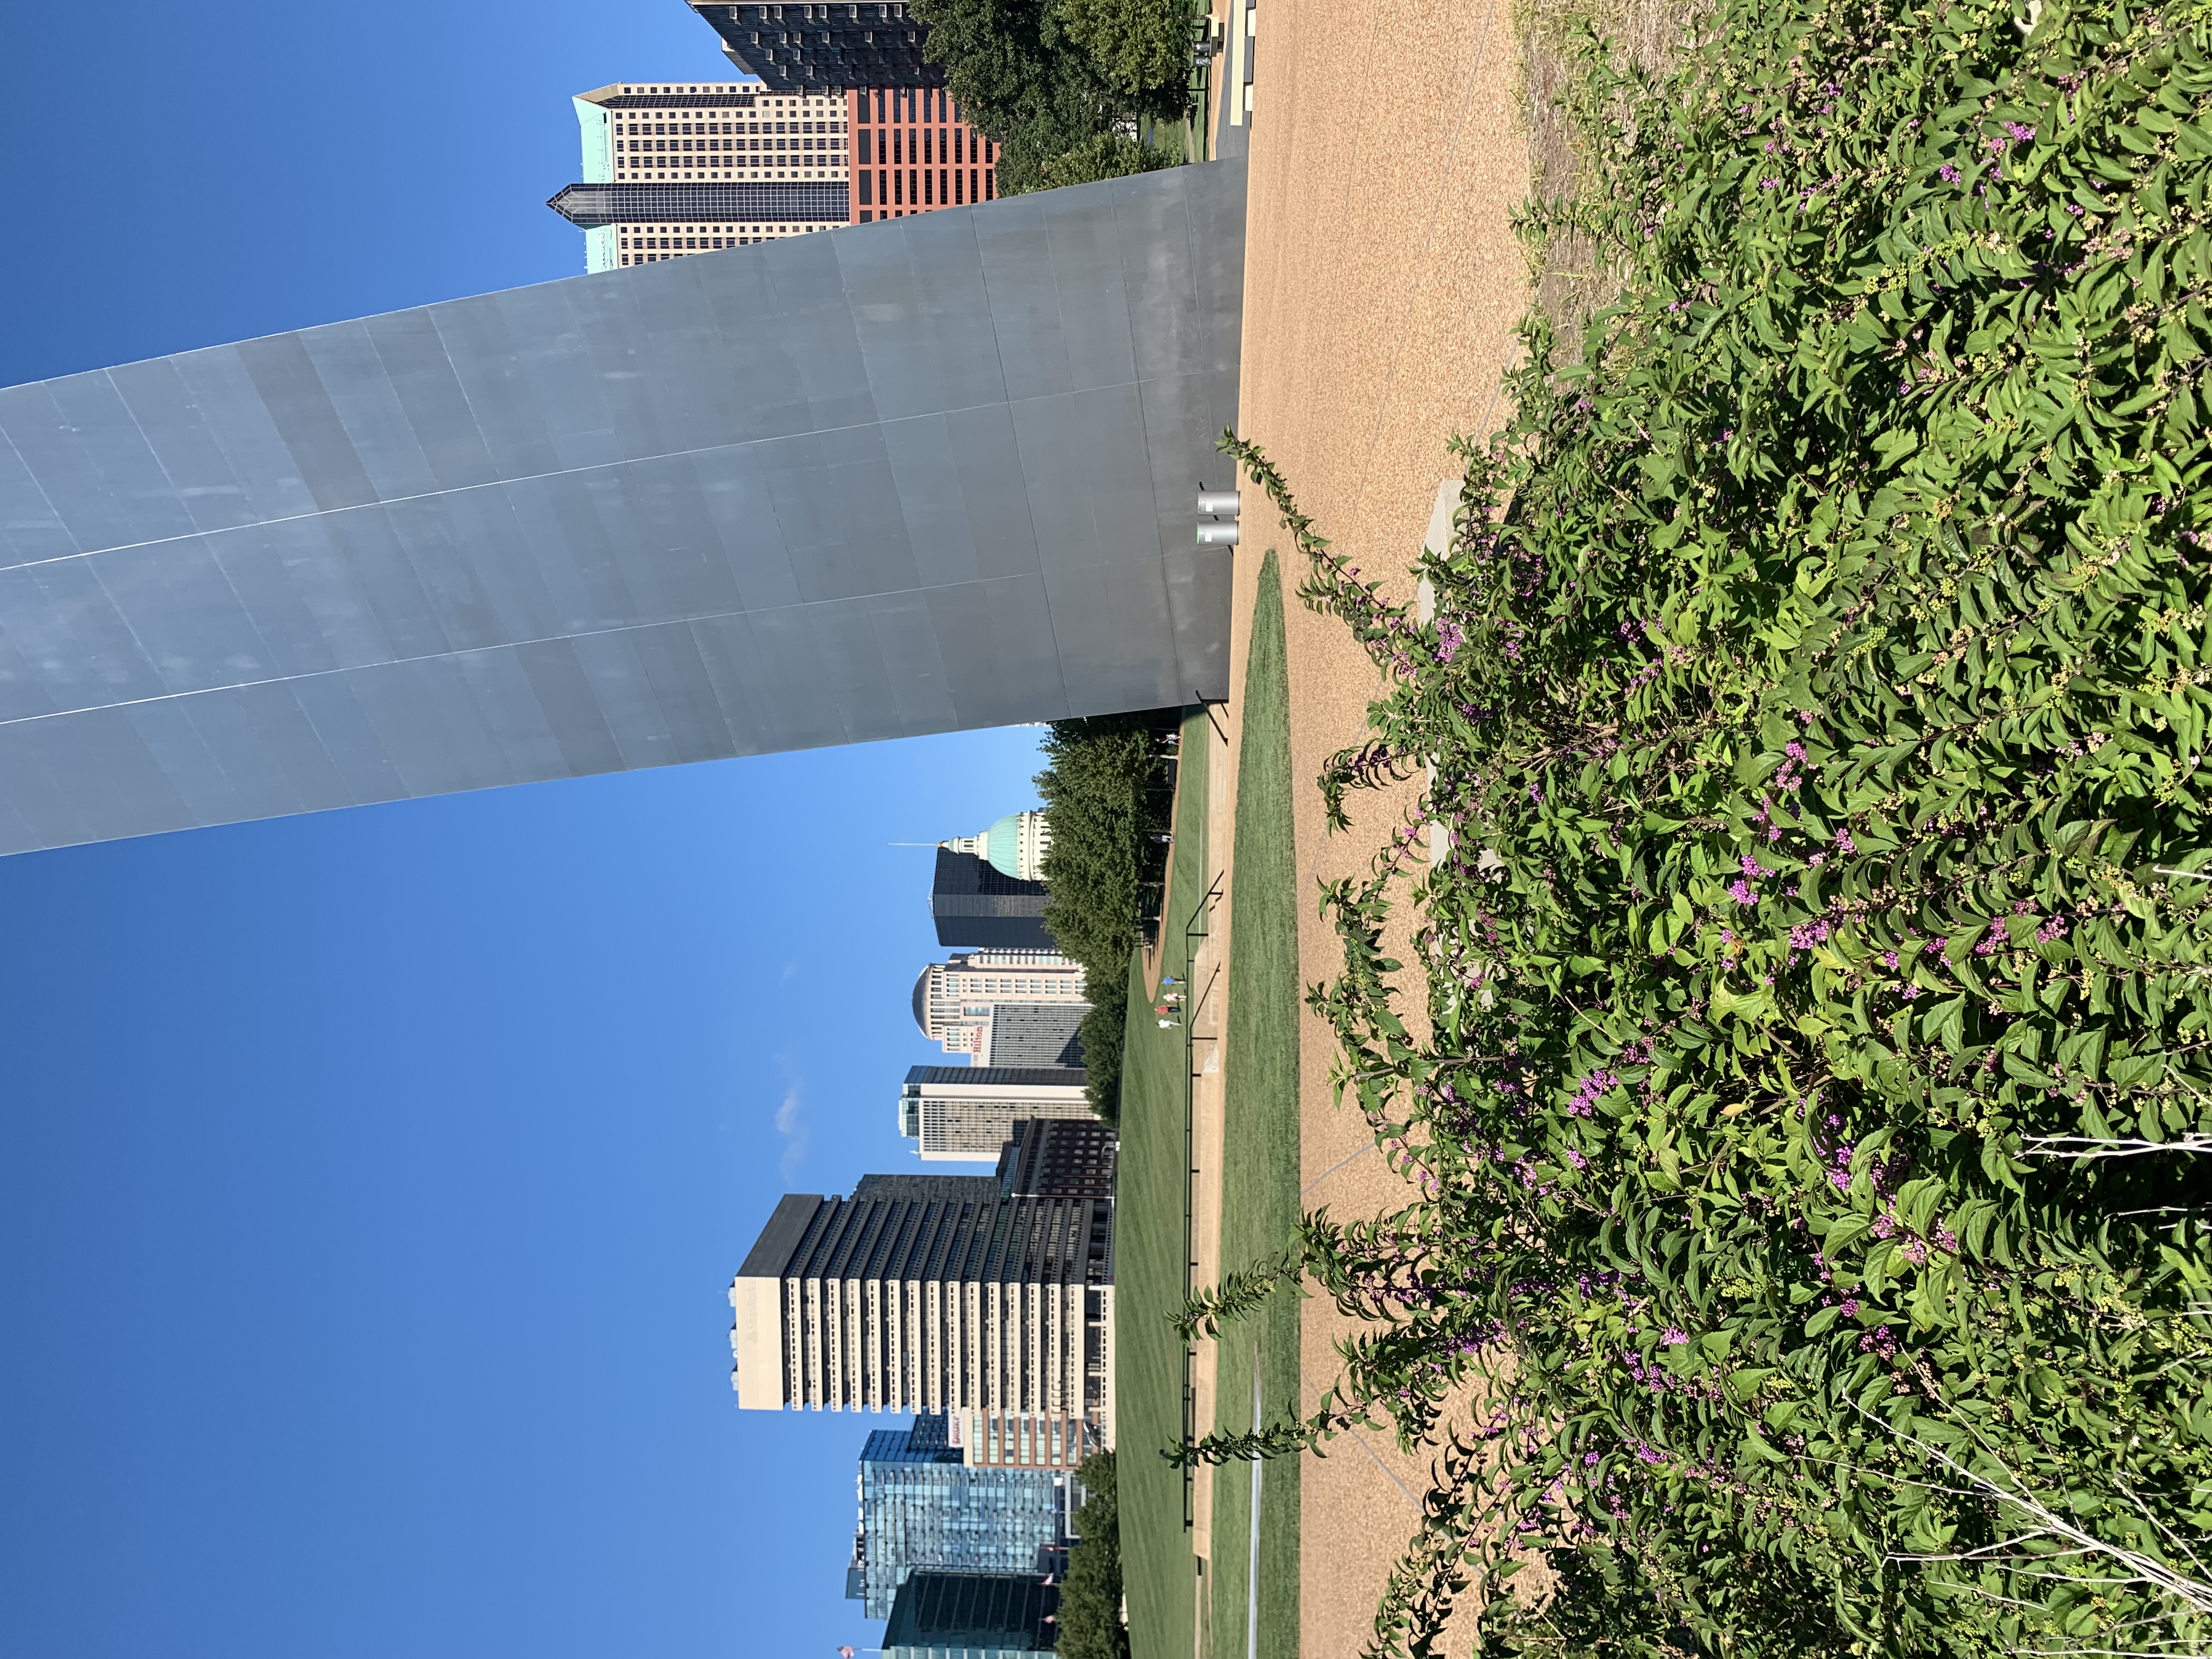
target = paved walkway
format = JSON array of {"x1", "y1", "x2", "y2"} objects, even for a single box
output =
[{"x1": 1223, "y1": 0, "x2": 1536, "y2": 1647}]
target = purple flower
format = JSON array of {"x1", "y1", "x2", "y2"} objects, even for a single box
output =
[
  {"x1": 1938, "y1": 164, "x2": 1961, "y2": 183},
  {"x1": 1662, "y1": 1325, "x2": 1689, "y2": 1346},
  {"x1": 1434, "y1": 619, "x2": 1465, "y2": 664},
  {"x1": 1839, "y1": 1299, "x2": 1859, "y2": 1317},
  {"x1": 1728, "y1": 878, "x2": 1757, "y2": 905}
]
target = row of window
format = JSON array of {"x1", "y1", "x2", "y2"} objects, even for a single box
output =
[
  {"x1": 855, "y1": 128, "x2": 986, "y2": 165},
  {"x1": 856, "y1": 86, "x2": 960, "y2": 126},
  {"x1": 622, "y1": 136, "x2": 843, "y2": 153},
  {"x1": 731, "y1": 4, "x2": 912, "y2": 19},
  {"x1": 623, "y1": 228, "x2": 826, "y2": 262},
  {"x1": 858, "y1": 167, "x2": 992, "y2": 207},
  {"x1": 616, "y1": 119, "x2": 840, "y2": 135}
]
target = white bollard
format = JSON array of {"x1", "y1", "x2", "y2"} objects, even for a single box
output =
[
  {"x1": 1196, "y1": 490, "x2": 1241, "y2": 517},
  {"x1": 1196, "y1": 523, "x2": 1240, "y2": 545}
]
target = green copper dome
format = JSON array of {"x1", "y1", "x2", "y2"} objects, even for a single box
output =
[{"x1": 983, "y1": 814, "x2": 1026, "y2": 879}]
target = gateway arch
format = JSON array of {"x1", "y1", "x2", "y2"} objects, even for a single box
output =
[{"x1": 0, "y1": 160, "x2": 1244, "y2": 857}]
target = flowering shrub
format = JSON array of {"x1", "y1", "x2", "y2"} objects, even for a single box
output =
[{"x1": 1175, "y1": 0, "x2": 2212, "y2": 1652}]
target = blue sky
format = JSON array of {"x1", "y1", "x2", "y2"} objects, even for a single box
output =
[{"x1": 0, "y1": 4, "x2": 1037, "y2": 1655}]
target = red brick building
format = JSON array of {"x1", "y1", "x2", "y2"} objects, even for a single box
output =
[{"x1": 847, "y1": 86, "x2": 997, "y2": 223}]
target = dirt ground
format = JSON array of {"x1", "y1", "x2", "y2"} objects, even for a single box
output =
[{"x1": 1220, "y1": 0, "x2": 1539, "y2": 1649}]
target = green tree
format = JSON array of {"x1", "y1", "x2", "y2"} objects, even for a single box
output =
[
  {"x1": 1055, "y1": 1452, "x2": 1128, "y2": 1659},
  {"x1": 1053, "y1": 0, "x2": 1194, "y2": 101},
  {"x1": 1035, "y1": 131, "x2": 1183, "y2": 189},
  {"x1": 910, "y1": 0, "x2": 1115, "y2": 142},
  {"x1": 912, "y1": 0, "x2": 1186, "y2": 196},
  {"x1": 1035, "y1": 712, "x2": 1176, "y2": 1119}
]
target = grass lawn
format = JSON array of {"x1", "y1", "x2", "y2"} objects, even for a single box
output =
[
  {"x1": 1116, "y1": 706, "x2": 1212, "y2": 1659},
  {"x1": 1205, "y1": 550, "x2": 1301, "y2": 1659}
]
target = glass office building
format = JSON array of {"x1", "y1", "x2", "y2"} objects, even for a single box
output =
[
  {"x1": 849, "y1": 1414, "x2": 1068, "y2": 1620},
  {"x1": 883, "y1": 1571, "x2": 1058, "y2": 1658}
]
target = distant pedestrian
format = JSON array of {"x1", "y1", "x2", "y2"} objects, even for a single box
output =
[
  {"x1": 1157, "y1": 1017, "x2": 1181, "y2": 1029},
  {"x1": 1150, "y1": 831, "x2": 1173, "y2": 844},
  {"x1": 1161, "y1": 975, "x2": 1180, "y2": 987}
]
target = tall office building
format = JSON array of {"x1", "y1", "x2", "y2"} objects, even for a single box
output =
[
  {"x1": 848, "y1": 1415, "x2": 1069, "y2": 1619},
  {"x1": 899, "y1": 1066, "x2": 1093, "y2": 1162},
  {"x1": 729, "y1": 1176, "x2": 1114, "y2": 1425},
  {"x1": 848, "y1": 86, "x2": 998, "y2": 223},
  {"x1": 551, "y1": 81, "x2": 850, "y2": 270},
  {"x1": 912, "y1": 949, "x2": 1088, "y2": 1059},
  {"x1": 883, "y1": 1571, "x2": 1060, "y2": 1658},
  {"x1": 932, "y1": 849, "x2": 1052, "y2": 951},
  {"x1": 996, "y1": 1117, "x2": 1117, "y2": 1200},
  {"x1": 690, "y1": 0, "x2": 943, "y2": 92},
  {"x1": 973, "y1": 1004, "x2": 1085, "y2": 1069}
]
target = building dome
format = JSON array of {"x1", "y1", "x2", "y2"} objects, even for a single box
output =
[
  {"x1": 940, "y1": 809, "x2": 1050, "y2": 883},
  {"x1": 911, "y1": 965, "x2": 935, "y2": 1036},
  {"x1": 983, "y1": 814, "x2": 1026, "y2": 879}
]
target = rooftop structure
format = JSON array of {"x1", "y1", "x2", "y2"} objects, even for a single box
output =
[
  {"x1": 728, "y1": 1176, "x2": 1114, "y2": 1424},
  {"x1": 899, "y1": 1066, "x2": 1093, "y2": 1162}
]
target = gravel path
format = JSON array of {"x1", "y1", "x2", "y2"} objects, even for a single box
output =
[{"x1": 1223, "y1": 2, "x2": 1536, "y2": 1647}]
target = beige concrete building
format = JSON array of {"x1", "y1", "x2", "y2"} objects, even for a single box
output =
[
  {"x1": 949, "y1": 1408, "x2": 1099, "y2": 1470},
  {"x1": 900, "y1": 1066, "x2": 1096, "y2": 1163},
  {"x1": 729, "y1": 1175, "x2": 1114, "y2": 1438},
  {"x1": 912, "y1": 950, "x2": 1088, "y2": 1058},
  {"x1": 569, "y1": 80, "x2": 850, "y2": 270}
]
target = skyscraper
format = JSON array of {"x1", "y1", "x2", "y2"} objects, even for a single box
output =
[
  {"x1": 729, "y1": 1176, "x2": 1114, "y2": 1425},
  {"x1": 899, "y1": 1066, "x2": 1093, "y2": 1162},
  {"x1": 848, "y1": 1414, "x2": 1069, "y2": 1619},
  {"x1": 972, "y1": 1004, "x2": 1086, "y2": 1069},
  {"x1": 996, "y1": 1117, "x2": 1117, "y2": 1200},
  {"x1": 552, "y1": 81, "x2": 851, "y2": 270},
  {"x1": 883, "y1": 1571, "x2": 1061, "y2": 1658},
  {"x1": 848, "y1": 87, "x2": 1000, "y2": 223},
  {"x1": 932, "y1": 850, "x2": 1053, "y2": 951},
  {"x1": 911, "y1": 949, "x2": 1089, "y2": 1059},
  {"x1": 690, "y1": 0, "x2": 944, "y2": 92}
]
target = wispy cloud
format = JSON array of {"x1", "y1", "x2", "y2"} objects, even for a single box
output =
[{"x1": 774, "y1": 1066, "x2": 808, "y2": 1182}]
